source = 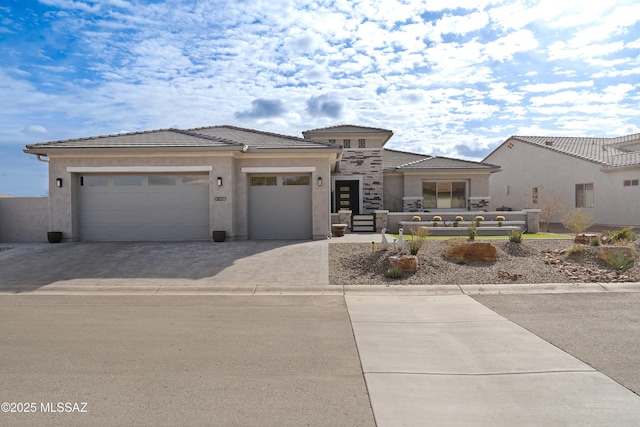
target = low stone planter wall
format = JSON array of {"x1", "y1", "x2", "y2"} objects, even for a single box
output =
[{"x1": 399, "y1": 221, "x2": 522, "y2": 236}]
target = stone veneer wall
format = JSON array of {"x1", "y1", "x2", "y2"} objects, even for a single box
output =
[{"x1": 335, "y1": 149, "x2": 383, "y2": 212}]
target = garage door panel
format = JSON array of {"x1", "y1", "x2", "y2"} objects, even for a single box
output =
[
  {"x1": 79, "y1": 173, "x2": 210, "y2": 241},
  {"x1": 249, "y1": 174, "x2": 311, "y2": 239}
]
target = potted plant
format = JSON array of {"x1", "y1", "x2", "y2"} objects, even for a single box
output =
[
  {"x1": 212, "y1": 230, "x2": 226, "y2": 242},
  {"x1": 47, "y1": 231, "x2": 63, "y2": 243}
]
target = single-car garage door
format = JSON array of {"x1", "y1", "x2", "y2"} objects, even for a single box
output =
[
  {"x1": 248, "y1": 174, "x2": 312, "y2": 239},
  {"x1": 78, "y1": 174, "x2": 210, "y2": 241}
]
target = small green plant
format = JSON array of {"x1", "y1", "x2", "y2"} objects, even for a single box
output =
[
  {"x1": 589, "y1": 237, "x2": 602, "y2": 246},
  {"x1": 496, "y1": 215, "x2": 506, "y2": 222},
  {"x1": 407, "y1": 227, "x2": 427, "y2": 255},
  {"x1": 604, "y1": 252, "x2": 633, "y2": 271},
  {"x1": 385, "y1": 266, "x2": 404, "y2": 279},
  {"x1": 508, "y1": 228, "x2": 524, "y2": 243},
  {"x1": 456, "y1": 256, "x2": 466, "y2": 265},
  {"x1": 566, "y1": 244, "x2": 584, "y2": 255},
  {"x1": 455, "y1": 216, "x2": 464, "y2": 222},
  {"x1": 475, "y1": 216, "x2": 484, "y2": 227},
  {"x1": 448, "y1": 237, "x2": 466, "y2": 247},
  {"x1": 432, "y1": 221, "x2": 438, "y2": 227},
  {"x1": 608, "y1": 227, "x2": 637, "y2": 243},
  {"x1": 453, "y1": 220, "x2": 459, "y2": 227},
  {"x1": 467, "y1": 225, "x2": 476, "y2": 241}
]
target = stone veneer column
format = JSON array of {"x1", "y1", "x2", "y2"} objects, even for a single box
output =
[
  {"x1": 523, "y1": 209, "x2": 541, "y2": 233},
  {"x1": 338, "y1": 209, "x2": 352, "y2": 231},
  {"x1": 375, "y1": 210, "x2": 388, "y2": 232},
  {"x1": 402, "y1": 197, "x2": 423, "y2": 212},
  {"x1": 334, "y1": 149, "x2": 384, "y2": 212}
]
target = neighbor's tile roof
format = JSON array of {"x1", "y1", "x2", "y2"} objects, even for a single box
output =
[
  {"x1": 510, "y1": 134, "x2": 640, "y2": 168},
  {"x1": 25, "y1": 125, "x2": 339, "y2": 152},
  {"x1": 303, "y1": 124, "x2": 393, "y2": 135}
]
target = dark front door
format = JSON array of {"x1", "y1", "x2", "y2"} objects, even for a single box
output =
[{"x1": 335, "y1": 180, "x2": 359, "y2": 214}]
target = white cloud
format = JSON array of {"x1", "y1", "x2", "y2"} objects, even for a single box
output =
[{"x1": 520, "y1": 81, "x2": 594, "y2": 93}]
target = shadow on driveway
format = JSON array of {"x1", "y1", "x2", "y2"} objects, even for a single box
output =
[{"x1": 0, "y1": 240, "x2": 328, "y2": 290}]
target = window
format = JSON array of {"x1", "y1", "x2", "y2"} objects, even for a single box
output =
[
  {"x1": 182, "y1": 175, "x2": 208, "y2": 186},
  {"x1": 148, "y1": 175, "x2": 177, "y2": 186},
  {"x1": 422, "y1": 181, "x2": 466, "y2": 209},
  {"x1": 623, "y1": 179, "x2": 639, "y2": 187},
  {"x1": 358, "y1": 139, "x2": 366, "y2": 148},
  {"x1": 114, "y1": 175, "x2": 142, "y2": 186},
  {"x1": 81, "y1": 175, "x2": 108, "y2": 186},
  {"x1": 532, "y1": 187, "x2": 538, "y2": 204},
  {"x1": 343, "y1": 139, "x2": 351, "y2": 148},
  {"x1": 328, "y1": 139, "x2": 336, "y2": 143},
  {"x1": 250, "y1": 176, "x2": 277, "y2": 186},
  {"x1": 575, "y1": 183, "x2": 594, "y2": 208},
  {"x1": 282, "y1": 175, "x2": 309, "y2": 185}
]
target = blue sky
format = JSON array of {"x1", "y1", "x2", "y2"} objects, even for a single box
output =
[{"x1": 1, "y1": 0, "x2": 639, "y2": 196}]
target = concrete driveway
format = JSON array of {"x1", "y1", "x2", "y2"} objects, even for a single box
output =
[{"x1": 0, "y1": 240, "x2": 329, "y2": 293}]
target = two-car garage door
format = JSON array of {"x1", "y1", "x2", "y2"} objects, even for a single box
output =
[{"x1": 78, "y1": 174, "x2": 210, "y2": 241}]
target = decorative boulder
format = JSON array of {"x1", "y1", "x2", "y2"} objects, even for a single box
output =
[
  {"x1": 389, "y1": 255, "x2": 418, "y2": 272},
  {"x1": 598, "y1": 245, "x2": 635, "y2": 262},
  {"x1": 445, "y1": 243, "x2": 497, "y2": 262}
]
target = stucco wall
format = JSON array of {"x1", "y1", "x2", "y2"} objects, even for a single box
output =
[
  {"x1": 383, "y1": 173, "x2": 403, "y2": 211},
  {"x1": 47, "y1": 152, "x2": 334, "y2": 241},
  {"x1": 0, "y1": 197, "x2": 49, "y2": 242},
  {"x1": 486, "y1": 139, "x2": 640, "y2": 226}
]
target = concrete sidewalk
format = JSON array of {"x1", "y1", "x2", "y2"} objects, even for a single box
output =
[{"x1": 346, "y1": 295, "x2": 640, "y2": 426}]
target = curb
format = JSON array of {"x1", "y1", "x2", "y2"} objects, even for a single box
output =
[{"x1": 1, "y1": 283, "x2": 640, "y2": 296}]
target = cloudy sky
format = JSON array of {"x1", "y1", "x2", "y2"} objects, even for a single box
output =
[{"x1": 1, "y1": 0, "x2": 640, "y2": 195}]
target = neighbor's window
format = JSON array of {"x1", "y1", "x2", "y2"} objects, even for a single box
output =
[
  {"x1": 423, "y1": 181, "x2": 466, "y2": 209},
  {"x1": 623, "y1": 179, "x2": 639, "y2": 187},
  {"x1": 114, "y1": 175, "x2": 142, "y2": 186},
  {"x1": 282, "y1": 175, "x2": 309, "y2": 185},
  {"x1": 328, "y1": 139, "x2": 336, "y2": 143},
  {"x1": 358, "y1": 139, "x2": 366, "y2": 148},
  {"x1": 81, "y1": 175, "x2": 108, "y2": 186},
  {"x1": 343, "y1": 139, "x2": 351, "y2": 148},
  {"x1": 250, "y1": 176, "x2": 277, "y2": 186},
  {"x1": 532, "y1": 187, "x2": 538, "y2": 204},
  {"x1": 148, "y1": 175, "x2": 177, "y2": 186},
  {"x1": 575, "y1": 183, "x2": 594, "y2": 208}
]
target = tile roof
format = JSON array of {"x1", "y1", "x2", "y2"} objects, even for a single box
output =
[
  {"x1": 393, "y1": 155, "x2": 501, "y2": 171},
  {"x1": 24, "y1": 125, "x2": 340, "y2": 153},
  {"x1": 188, "y1": 125, "x2": 338, "y2": 149},
  {"x1": 509, "y1": 134, "x2": 640, "y2": 168},
  {"x1": 383, "y1": 148, "x2": 431, "y2": 169},
  {"x1": 302, "y1": 124, "x2": 393, "y2": 135}
]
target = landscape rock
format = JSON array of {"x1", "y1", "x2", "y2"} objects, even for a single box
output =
[
  {"x1": 445, "y1": 243, "x2": 497, "y2": 262},
  {"x1": 389, "y1": 255, "x2": 418, "y2": 272}
]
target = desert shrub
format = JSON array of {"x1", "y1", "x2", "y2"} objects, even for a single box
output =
[
  {"x1": 589, "y1": 237, "x2": 602, "y2": 246},
  {"x1": 432, "y1": 216, "x2": 442, "y2": 221},
  {"x1": 561, "y1": 209, "x2": 594, "y2": 235},
  {"x1": 412, "y1": 215, "x2": 422, "y2": 222},
  {"x1": 455, "y1": 216, "x2": 464, "y2": 222},
  {"x1": 385, "y1": 266, "x2": 404, "y2": 279},
  {"x1": 496, "y1": 215, "x2": 506, "y2": 222},
  {"x1": 604, "y1": 252, "x2": 633, "y2": 271},
  {"x1": 508, "y1": 229, "x2": 524, "y2": 243},
  {"x1": 608, "y1": 227, "x2": 637, "y2": 243},
  {"x1": 407, "y1": 227, "x2": 427, "y2": 255},
  {"x1": 448, "y1": 237, "x2": 466, "y2": 247},
  {"x1": 566, "y1": 244, "x2": 584, "y2": 255},
  {"x1": 467, "y1": 225, "x2": 477, "y2": 240},
  {"x1": 456, "y1": 256, "x2": 466, "y2": 265}
]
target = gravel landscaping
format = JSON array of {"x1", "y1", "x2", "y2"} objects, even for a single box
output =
[{"x1": 329, "y1": 239, "x2": 640, "y2": 286}]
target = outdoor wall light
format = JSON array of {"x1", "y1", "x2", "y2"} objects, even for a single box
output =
[
  {"x1": 217, "y1": 177, "x2": 223, "y2": 186},
  {"x1": 317, "y1": 177, "x2": 323, "y2": 186},
  {"x1": 56, "y1": 178, "x2": 63, "y2": 188}
]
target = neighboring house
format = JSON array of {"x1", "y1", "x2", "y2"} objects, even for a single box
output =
[
  {"x1": 23, "y1": 123, "x2": 502, "y2": 242},
  {"x1": 24, "y1": 126, "x2": 340, "y2": 241},
  {"x1": 302, "y1": 125, "x2": 501, "y2": 214},
  {"x1": 484, "y1": 133, "x2": 640, "y2": 227}
]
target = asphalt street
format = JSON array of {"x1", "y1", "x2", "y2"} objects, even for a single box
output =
[
  {"x1": 0, "y1": 295, "x2": 374, "y2": 427},
  {"x1": 473, "y1": 292, "x2": 640, "y2": 396}
]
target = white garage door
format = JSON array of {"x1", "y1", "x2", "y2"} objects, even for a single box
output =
[
  {"x1": 248, "y1": 174, "x2": 312, "y2": 239},
  {"x1": 79, "y1": 174, "x2": 210, "y2": 241}
]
